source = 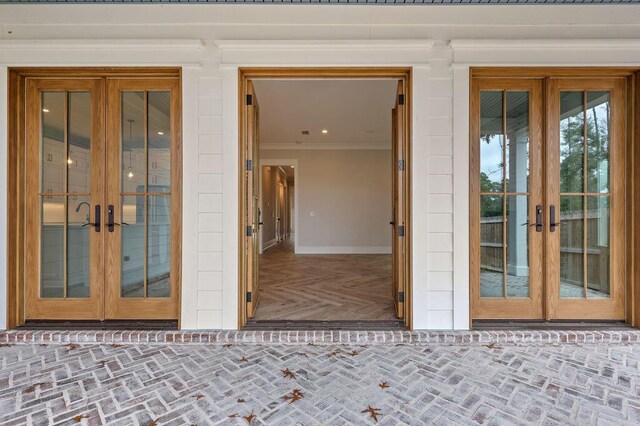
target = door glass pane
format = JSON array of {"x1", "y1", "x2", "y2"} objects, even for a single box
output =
[
  {"x1": 41, "y1": 92, "x2": 65, "y2": 194},
  {"x1": 586, "y1": 92, "x2": 610, "y2": 194},
  {"x1": 480, "y1": 195, "x2": 504, "y2": 297},
  {"x1": 147, "y1": 195, "x2": 171, "y2": 297},
  {"x1": 41, "y1": 196, "x2": 65, "y2": 298},
  {"x1": 587, "y1": 196, "x2": 610, "y2": 298},
  {"x1": 560, "y1": 92, "x2": 584, "y2": 194},
  {"x1": 67, "y1": 92, "x2": 91, "y2": 194},
  {"x1": 147, "y1": 92, "x2": 171, "y2": 190},
  {"x1": 122, "y1": 92, "x2": 146, "y2": 193},
  {"x1": 505, "y1": 92, "x2": 529, "y2": 193},
  {"x1": 560, "y1": 196, "x2": 585, "y2": 298},
  {"x1": 506, "y1": 196, "x2": 529, "y2": 297},
  {"x1": 480, "y1": 91, "x2": 504, "y2": 193},
  {"x1": 121, "y1": 195, "x2": 145, "y2": 298},
  {"x1": 67, "y1": 196, "x2": 90, "y2": 298}
]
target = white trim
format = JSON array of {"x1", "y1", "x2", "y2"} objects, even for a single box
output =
[
  {"x1": 0, "y1": 39, "x2": 203, "y2": 67},
  {"x1": 452, "y1": 65, "x2": 470, "y2": 330},
  {"x1": 261, "y1": 238, "x2": 278, "y2": 253},
  {"x1": 450, "y1": 39, "x2": 640, "y2": 66},
  {"x1": 261, "y1": 143, "x2": 391, "y2": 150},
  {"x1": 0, "y1": 66, "x2": 7, "y2": 330},
  {"x1": 259, "y1": 159, "x2": 299, "y2": 254},
  {"x1": 180, "y1": 66, "x2": 200, "y2": 329},
  {"x1": 222, "y1": 66, "x2": 239, "y2": 330},
  {"x1": 296, "y1": 246, "x2": 392, "y2": 255}
]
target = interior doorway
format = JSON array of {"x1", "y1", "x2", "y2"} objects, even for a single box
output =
[{"x1": 238, "y1": 68, "x2": 412, "y2": 328}]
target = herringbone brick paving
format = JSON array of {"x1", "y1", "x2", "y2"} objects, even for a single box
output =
[{"x1": 1, "y1": 341, "x2": 640, "y2": 425}]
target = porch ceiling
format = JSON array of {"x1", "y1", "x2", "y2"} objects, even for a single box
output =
[{"x1": 0, "y1": 0, "x2": 636, "y2": 4}]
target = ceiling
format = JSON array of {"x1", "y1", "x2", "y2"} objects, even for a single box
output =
[
  {"x1": 0, "y1": 0, "x2": 634, "y2": 3},
  {"x1": 252, "y1": 79, "x2": 397, "y2": 149}
]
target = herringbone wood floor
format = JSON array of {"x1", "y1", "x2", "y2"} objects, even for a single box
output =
[{"x1": 254, "y1": 239, "x2": 396, "y2": 321}]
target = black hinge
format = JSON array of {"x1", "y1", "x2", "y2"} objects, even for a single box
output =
[
  {"x1": 246, "y1": 159, "x2": 252, "y2": 172},
  {"x1": 246, "y1": 94, "x2": 253, "y2": 106},
  {"x1": 397, "y1": 225, "x2": 405, "y2": 237},
  {"x1": 246, "y1": 292, "x2": 252, "y2": 303},
  {"x1": 398, "y1": 292, "x2": 405, "y2": 303},
  {"x1": 398, "y1": 94, "x2": 405, "y2": 105},
  {"x1": 246, "y1": 226, "x2": 253, "y2": 237},
  {"x1": 398, "y1": 160, "x2": 405, "y2": 171}
]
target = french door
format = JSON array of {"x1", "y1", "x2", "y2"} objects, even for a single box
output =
[
  {"x1": 25, "y1": 76, "x2": 181, "y2": 320},
  {"x1": 471, "y1": 76, "x2": 626, "y2": 320}
]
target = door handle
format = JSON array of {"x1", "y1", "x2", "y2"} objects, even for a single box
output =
[
  {"x1": 82, "y1": 204, "x2": 101, "y2": 232},
  {"x1": 528, "y1": 204, "x2": 543, "y2": 232},
  {"x1": 389, "y1": 221, "x2": 395, "y2": 226},
  {"x1": 549, "y1": 204, "x2": 561, "y2": 232},
  {"x1": 107, "y1": 204, "x2": 129, "y2": 232}
]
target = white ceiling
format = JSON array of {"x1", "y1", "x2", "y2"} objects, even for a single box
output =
[{"x1": 252, "y1": 79, "x2": 397, "y2": 149}]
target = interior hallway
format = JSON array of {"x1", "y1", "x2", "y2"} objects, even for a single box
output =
[{"x1": 253, "y1": 239, "x2": 396, "y2": 321}]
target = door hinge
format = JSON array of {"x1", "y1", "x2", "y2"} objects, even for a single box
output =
[
  {"x1": 397, "y1": 225, "x2": 405, "y2": 237},
  {"x1": 246, "y1": 226, "x2": 253, "y2": 237},
  {"x1": 398, "y1": 94, "x2": 405, "y2": 105},
  {"x1": 246, "y1": 292, "x2": 252, "y2": 303},
  {"x1": 398, "y1": 292, "x2": 405, "y2": 303},
  {"x1": 246, "y1": 159, "x2": 252, "y2": 171},
  {"x1": 246, "y1": 94, "x2": 253, "y2": 106},
  {"x1": 398, "y1": 160, "x2": 405, "y2": 171}
]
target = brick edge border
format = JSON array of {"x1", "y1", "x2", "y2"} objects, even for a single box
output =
[{"x1": 1, "y1": 329, "x2": 640, "y2": 345}]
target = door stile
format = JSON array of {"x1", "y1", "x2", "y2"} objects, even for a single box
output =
[
  {"x1": 393, "y1": 80, "x2": 406, "y2": 319},
  {"x1": 245, "y1": 80, "x2": 260, "y2": 318}
]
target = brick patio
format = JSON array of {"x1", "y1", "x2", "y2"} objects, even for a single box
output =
[{"x1": 1, "y1": 330, "x2": 640, "y2": 425}]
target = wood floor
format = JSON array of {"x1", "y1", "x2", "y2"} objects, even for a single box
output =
[{"x1": 253, "y1": 239, "x2": 397, "y2": 321}]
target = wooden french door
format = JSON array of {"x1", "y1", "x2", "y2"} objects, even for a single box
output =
[
  {"x1": 471, "y1": 75, "x2": 626, "y2": 321},
  {"x1": 245, "y1": 81, "x2": 261, "y2": 318},
  {"x1": 25, "y1": 75, "x2": 181, "y2": 321},
  {"x1": 391, "y1": 80, "x2": 407, "y2": 319}
]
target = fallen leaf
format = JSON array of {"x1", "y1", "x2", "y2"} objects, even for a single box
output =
[
  {"x1": 110, "y1": 344, "x2": 123, "y2": 348},
  {"x1": 72, "y1": 415, "x2": 90, "y2": 423},
  {"x1": 25, "y1": 383, "x2": 47, "y2": 393},
  {"x1": 223, "y1": 344, "x2": 232, "y2": 348},
  {"x1": 192, "y1": 393, "x2": 205, "y2": 400},
  {"x1": 348, "y1": 350, "x2": 359, "y2": 357},
  {"x1": 242, "y1": 412, "x2": 257, "y2": 423},
  {"x1": 378, "y1": 382, "x2": 390, "y2": 389},
  {"x1": 146, "y1": 420, "x2": 158, "y2": 426},
  {"x1": 98, "y1": 361, "x2": 108, "y2": 367},
  {"x1": 237, "y1": 399, "x2": 246, "y2": 403},
  {"x1": 66, "y1": 344, "x2": 79, "y2": 351},
  {"x1": 228, "y1": 413, "x2": 239, "y2": 418},
  {"x1": 329, "y1": 350, "x2": 340, "y2": 357},
  {"x1": 485, "y1": 343, "x2": 502, "y2": 350},
  {"x1": 282, "y1": 368, "x2": 297, "y2": 380},
  {"x1": 0, "y1": 343, "x2": 14, "y2": 347},
  {"x1": 240, "y1": 356, "x2": 249, "y2": 363},
  {"x1": 283, "y1": 389, "x2": 304, "y2": 404},
  {"x1": 362, "y1": 406, "x2": 383, "y2": 423}
]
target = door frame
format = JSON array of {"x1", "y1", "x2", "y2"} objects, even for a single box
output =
[
  {"x1": 6, "y1": 67, "x2": 183, "y2": 328},
  {"x1": 469, "y1": 67, "x2": 640, "y2": 327},
  {"x1": 237, "y1": 67, "x2": 413, "y2": 329}
]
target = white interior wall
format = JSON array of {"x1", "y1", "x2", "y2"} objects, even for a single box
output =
[
  {"x1": 261, "y1": 149, "x2": 392, "y2": 254},
  {"x1": 0, "y1": 5, "x2": 640, "y2": 330}
]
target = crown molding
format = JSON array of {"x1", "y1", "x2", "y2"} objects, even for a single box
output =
[{"x1": 260, "y1": 143, "x2": 391, "y2": 150}]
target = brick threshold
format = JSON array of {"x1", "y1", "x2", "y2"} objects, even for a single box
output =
[{"x1": 1, "y1": 329, "x2": 640, "y2": 346}]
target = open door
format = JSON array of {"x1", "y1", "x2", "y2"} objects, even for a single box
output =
[
  {"x1": 391, "y1": 81, "x2": 406, "y2": 319},
  {"x1": 245, "y1": 81, "x2": 261, "y2": 318}
]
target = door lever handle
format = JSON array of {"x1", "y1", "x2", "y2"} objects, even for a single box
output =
[
  {"x1": 82, "y1": 204, "x2": 101, "y2": 232},
  {"x1": 532, "y1": 204, "x2": 543, "y2": 232},
  {"x1": 549, "y1": 204, "x2": 561, "y2": 232}
]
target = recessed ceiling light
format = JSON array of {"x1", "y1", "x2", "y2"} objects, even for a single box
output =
[
  {"x1": 322, "y1": 129, "x2": 328, "y2": 134},
  {"x1": 157, "y1": 131, "x2": 164, "y2": 135},
  {"x1": 291, "y1": 166, "x2": 295, "y2": 169},
  {"x1": 42, "y1": 108, "x2": 49, "y2": 113}
]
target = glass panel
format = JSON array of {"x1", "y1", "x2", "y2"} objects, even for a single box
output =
[
  {"x1": 586, "y1": 92, "x2": 610, "y2": 194},
  {"x1": 586, "y1": 196, "x2": 610, "y2": 298},
  {"x1": 67, "y1": 92, "x2": 91, "y2": 194},
  {"x1": 506, "y1": 196, "x2": 529, "y2": 297},
  {"x1": 505, "y1": 92, "x2": 529, "y2": 193},
  {"x1": 560, "y1": 92, "x2": 585, "y2": 194},
  {"x1": 67, "y1": 196, "x2": 90, "y2": 298},
  {"x1": 147, "y1": 195, "x2": 171, "y2": 297},
  {"x1": 480, "y1": 195, "x2": 504, "y2": 297},
  {"x1": 41, "y1": 92, "x2": 65, "y2": 194},
  {"x1": 121, "y1": 195, "x2": 145, "y2": 298},
  {"x1": 147, "y1": 92, "x2": 171, "y2": 191},
  {"x1": 122, "y1": 92, "x2": 146, "y2": 193},
  {"x1": 41, "y1": 196, "x2": 65, "y2": 298},
  {"x1": 479, "y1": 91, "x2": 504, "y2": 193},
  {"x1": 560, "y1": 196, "x2": 585, "y2": 298}
]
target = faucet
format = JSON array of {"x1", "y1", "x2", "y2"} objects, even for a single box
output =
[{"x1": 75, "y1": 201, "x2": 91, "y2": 222}]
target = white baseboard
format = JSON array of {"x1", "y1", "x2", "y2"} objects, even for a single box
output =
[
  {"x1": 262, "y1": 238, "x2": 278, "y2": 252},
  {"x1": 296, "y1": 246, "x2": 392, "y2": 254}
]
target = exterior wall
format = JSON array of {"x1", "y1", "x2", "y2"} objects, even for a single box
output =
[{"x1": 1, "y1": 5, "x2": 640, "y2": 331}]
